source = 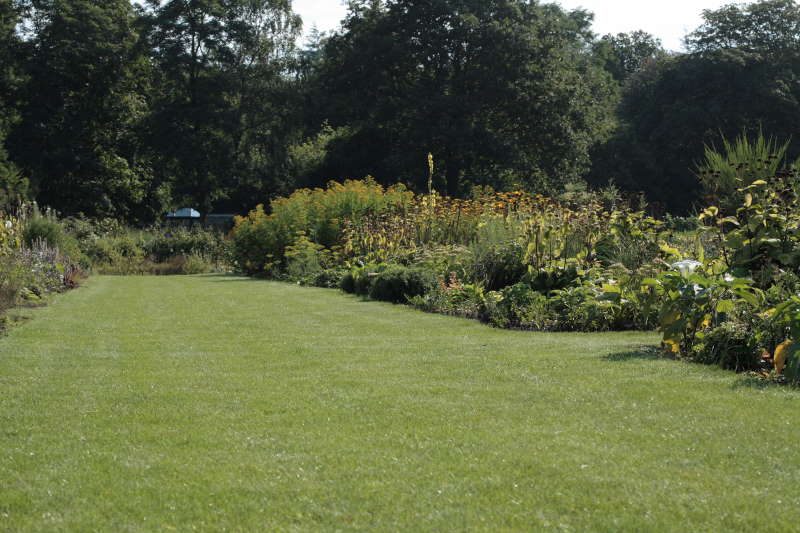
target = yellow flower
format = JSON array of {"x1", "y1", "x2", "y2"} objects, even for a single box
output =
[
  {"x1": 774, "y1": 340, "x2": 793, "y2": 374},
  {"x1": 662, "y1": 339, "x2": 680, "y2": 355}
]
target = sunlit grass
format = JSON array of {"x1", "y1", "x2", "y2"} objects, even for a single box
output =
[{"x1": 1, "y1": 275, "x2": 798, "y2": 531}]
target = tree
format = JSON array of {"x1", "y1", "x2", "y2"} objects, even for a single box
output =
[
  {"x1": 0, "y1": 0, "x2": 28, "y2": 211},
  {"x1": 589, "y1": 0, "x2": 800, "y2": 211},
  {"x1": 0, "y1": 0, "x2": 20, "y2": 135},
  {"x1": 308, "y1": 0, "x2": 617, "y2": 196},
  {"x1": 10, "y1": 0, "x2": 161, "y2": 221},
  {"x1": 144, "y1": 0, "x2": 301, "y2": 217},
  {"x1": 0, "y1": 145, "x2": 27, "y2": 211},
  {"x1": 593, "y1": 31, "x2": 665, "y2": 83},
  {"x1": 685, "y1": 0, "x2": 800, "y2": 54}
]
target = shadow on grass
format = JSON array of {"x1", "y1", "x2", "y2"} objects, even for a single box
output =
[
  {"x1": 731, "y1": 373, "x2": 791, "y2": 391},
  {"x1": 603, "y1": 345, "x2": 663, "y2": 362},
  {"x1": 205, "y1": 274, "x2": 262, "y2": 282}
]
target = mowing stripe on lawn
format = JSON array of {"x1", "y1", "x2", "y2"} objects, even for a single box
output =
[{"x1": 0, "y1": 275, "x2": 798, "y2": 532}]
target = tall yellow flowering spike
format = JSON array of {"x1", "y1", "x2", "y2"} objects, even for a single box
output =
[
  {"x1": 427, "y1": 153, "x2": 434, "y2": 194},
  {"x1": 774, "y1": 339, "x2": 793, "y2": 373},
  {"x1": 426, "y1": 153, "x2": 436, "y2": 210}
]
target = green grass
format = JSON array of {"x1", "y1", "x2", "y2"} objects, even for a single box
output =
[{"x1": 1, "y1": 275, "x2": 798, "y2": 532}]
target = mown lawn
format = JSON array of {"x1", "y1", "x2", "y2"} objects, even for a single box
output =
[{"x1": 0, "y1": 275, "x2": 798, "y2": 532}]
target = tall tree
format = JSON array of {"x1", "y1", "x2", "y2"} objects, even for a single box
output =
[
  {"x1": 685, "y1": 0, "x2": 800, "y2": 54},
  {"x1": 593, "y1": 31, "x2": 665, "y2": 83},
  {"x1": 144, "y1": 0, "x2": 300, "y2": 217},
  {"x1": 308, "y1": 0, "x2": 617, "y2": 196},
  {"x1": 589, "y1": 0, "x2": 800, "y2": 211},
  {"x1": 0, "y1": 0, "x2": 19, "y2": 137},
  {"x1": 10, "y1": 0, "x2": 159, "y2": 221},
  {"x1": 0, "y1": 0, "x2": 28, "y2": 210}
]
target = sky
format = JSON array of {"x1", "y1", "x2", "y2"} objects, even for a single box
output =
[{"x1": 293, "y1": 0, "x2": 735, "y2": 51}]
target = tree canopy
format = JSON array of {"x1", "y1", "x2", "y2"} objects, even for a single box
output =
[
  {"x1": 10, "y1": 0, "x2": 156, "y2": 220},
  {"x1": 0, "y1": 0, "x2": 797, "y2": 219},
  {"x1": 589, "y1": 0, "x2": 800, "y2": 211},
  {"x1": 144, "y1": 0, "x2": 301, "y2": 218},
  {"x1": 305, "y1": 0, "x2": 617, "y2": 196}
]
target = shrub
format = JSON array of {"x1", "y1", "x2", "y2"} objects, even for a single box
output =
[
  {"x1": 82, "y1": 233, "x2": 146, "y2": 269},
  {"x1": 354, "y1": 264, "x2": 386, "y2": 296},
  {"x1": 354, "y1": 270, "x2": 372, "y2": 296},
  {"x1": 696, "y1": 132, "x2": 795, "y2": 215},
  {"x1": 692, "y1": 321, "x2": 761, "y2": 371},
  {"x1": 340, "y1": 264, "x2": 386, "y2": 295},
  {"x1": 664, "y1": 214, "x2": 701, "y2": 233},
  {"x1": 444, "y1": 283, "x2": 486, "y2": 319},
  {"x1": 340, "y1": 270, "x2": 357, "y2": 294},
  {"x1": 313, "y1": 268, "x2": 346, "y2": 289},
  {"x1": 549, "y1": 285, "x2": 610, "y2": 332},
  {"x1": 231, "y1": 179, "x2": 413, "y2": 275},
  {"x1": 0, "y1": 252, "x2": 32, "y2": 313},
  {"x1": 470, "y1": 241, "x2": 527, "y2": 292},
  {"x1": 284, "y1": 232, "x2": 331, "y2": 282},
  {"x1": 526, "y1": 265, "x2": 579, "y2": 293},
  {"x1": 482, "y1": 283, "x2": 555, "y2": 329},
  {"x1": 369, "y1": 265, "x2": 436, "y2": 304},
  {"x1": 156, "y1": 254, "x2": 215, "y2": 275},
  {"x1": 0, "y1": 237, "x2": 84, "y2": 313},
  {"x1": 23, "y1": 216, "x2": 63, "y2": 248},
  {"x1": 144, "y1": 227, "x2": 224, "y2": 263},
  {"x1": 23, "y1": 216, "x2": 83, "y2": 263}
]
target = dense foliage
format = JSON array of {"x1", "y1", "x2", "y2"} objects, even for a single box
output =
[
  {"x1": 0, "y1": 0, "x2": 796, "y2": 219},
  {"x1": 303, "y1": 0, "x2": 617, "y2": 195},
  {"x1": 0, "y1": 202, "x2": 230, "y2": 328},
  {"x1": 590, "y1": 0, "x2": 800, "y2": 211},
  {"x1": 0, "y1": 206, "x2": 84, "y2": 327},
  {"x1": 232, "y1": 137, "x2": 800, "y2": 386}
]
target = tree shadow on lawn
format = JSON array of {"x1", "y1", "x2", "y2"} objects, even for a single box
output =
[
  {"x1": 602, "y1": 345, "x2": 663, "y2": 362},
  {"x1": 205, "y1": 274, "x2": 264, "y2": 282},
  {"x1": 730, "y1": 373, "x2": 792, "y2": 391}
]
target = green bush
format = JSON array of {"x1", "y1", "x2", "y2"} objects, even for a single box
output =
[
  {"x1": 155, "y1": 254, "x2": 215, "y2": 275},
  {"x1": 340, "y1": 270, "x2": 357, "y2": 294},
  {"x1": 369, "y1": 265, "x2": 436, "y2": 304},
  {"x1": 489, "y1": 283, "x2": 555, "y2": 330},
  {"x1": 78, "y1": 226, "x2": 229, "y2": 275},
  {"x1": 313, "y1": 268, "x2": 346, "y2": 289},
  {"x1": 444, "y1": 283, "x2": 486, "y2": 319},
  {"x1": 0, "y1": 253, "x2": 32, "y2": 313},
  {"x1": 231, "y1": 179, "x2": 413, "y2": 275},
  {"x1": 284, "y1": 232, "x2": 330, "y2": 282},
  {"x1": 664, "y1": 214, "x2": 701, "y2": 233},
  {"x1": 354, "y1": 270, "x2": 372, "y2": 296},
  {"x1": 144, "y1": 228, "x2": 224, "y2": 263},
  {"x1": 94, "y1": 253, "x2": 217, "y2": 276},
  {"x1": 23, "y1": 216, "x2": 63, "y2": 248},
  {"x1": 470, "y1": 241, "x2": 527, "y2": 292},
  {"x1": 82, "y1": 237, "x2": 123, "y2": 265},
  {"x1": 693, "y1": 321, "x2": 761, "y2": 371},
  {"x1": 549, "y1": 284, "x2": 616, "y2": 332},
  {"x1": 526, "y1": 266, "x2": 579, "y2": 293},
  {"x1": 82, "y1": 234, "x2": 145, "y2": 267},
  {"x1": 340, "y1": 264, "x2": 385, "y2": 295},
  {"x1": 23, "y1": 216, "x2": 83, "y2": 263}
]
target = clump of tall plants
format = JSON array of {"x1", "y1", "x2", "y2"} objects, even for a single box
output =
[
  {"x1": 0, "y1": 205, "x2": 85, "y2": 323},
  {"x1": 652, "y1": 136, "x2": 800, "y2": 383},
  {"x1": 696, "y1": 132, "x2": 799, "y2": 215},
  {"x1": 231, "y1": 178, "x2": 413, "y2": 275},
  {"x1": 230, "y1": 145, "x2": 800, "y2": 386},
  {"x1": 232, "y1": 176, "x2": 683, "y2": 332}
]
